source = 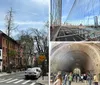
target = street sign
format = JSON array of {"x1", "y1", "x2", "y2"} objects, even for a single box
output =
[{"x1": 39, "y1": 55, "x2": 46, "y2": 62}]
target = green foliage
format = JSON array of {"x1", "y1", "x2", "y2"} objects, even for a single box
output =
[{"x1": 8, "y1": 50, "x2": 17, "y2": 58}]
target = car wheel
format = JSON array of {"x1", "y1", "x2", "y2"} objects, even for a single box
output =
[
  {"x1": 25, "y1": 75, "x2": 28, "y2": 79},
  {"x1": 36, "y1": 75, "x2": 39, "y2": 79}
]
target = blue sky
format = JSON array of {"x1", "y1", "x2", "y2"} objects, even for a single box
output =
[
  {"x1": 0, "y1": 0, "x2": 49, "y2": 38},
  {"x1": 62, "y1": 0, "x2": 100, "y2": 25}
]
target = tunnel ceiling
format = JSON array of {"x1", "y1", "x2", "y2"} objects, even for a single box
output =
[
  {"x1": 51, "y1": 50, "x2": 89, "y2": 72},
  {"x1": 51, "y1": 43, "x2": 100, "y2": 74}
]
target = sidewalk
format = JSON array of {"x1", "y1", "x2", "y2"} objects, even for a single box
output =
[
  {"x1": 0, "y1": 72, "x2": 9, "y2": 77},
  {"x1": 50, "y1": 81, "x2": 100, "y2": 85},
  {"x1": 36, "y1": 76, "x2": 49, "y2": 85},
  {"x1": 0, "y1": 71, "x2": 24, "y2": 77}
]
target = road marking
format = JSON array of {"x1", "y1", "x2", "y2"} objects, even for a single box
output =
[
  {"x1": 0, "y1": 78, "x2": 5, "y2": 80},
  {"x1": 6, "y1": 79, "x2": 18, "y2": 83},
  {"x1": 30, "y1": 82, "x2": 36, "y2": 85},
  {"x1": 0, "y1": 78, "x2": 12, "y2": 82},
  {"x1": 22, "y1": 80, "x2": 31, "y2": 84},
  {"x1": 14, "y1": 79, "x2": 24, "y2": 84}
]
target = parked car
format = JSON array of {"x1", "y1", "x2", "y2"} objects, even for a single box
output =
[{"x1": 25, "y1": 67, "x2": 42, "y2": 79}]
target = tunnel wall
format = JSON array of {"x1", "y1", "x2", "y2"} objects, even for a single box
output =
[{"x1": 51, "y1": 43, "x2": 100, "y2": 74}]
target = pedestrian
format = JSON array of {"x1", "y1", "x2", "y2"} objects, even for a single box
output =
[
  {"x1": 80, "y1": 74, "x2": 83, "y2": 82},
  {"x1": 87, "y1": 74, "x2": 92, "y2": 85},
  {"x1": 63, "y1": 73, "x2": 68, "y2": 85},
  {"x1": 83, "y1": 74, "x2": 87, "y2": 84},
  {"x1": 41, "y1": 70, "x2": 44, "y2": 80},
  {"x1": 68, "y1": 72, "x2": 73, "y2": 85},
  {"x1": 75, "y1": 74, "x2": 78, "y2": 82},
  {"x1": 55, "y1": 71, "x2": 62, "y2": 81},
  {"x1": 93, "y1": 74, "x2": 98, "y2": 85},
  {"x1": 53, "y1": 73, "x2": 62, "y2": 85}
]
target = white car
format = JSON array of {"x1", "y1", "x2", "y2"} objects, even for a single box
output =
[{"x1": 25, "y1": 67, "x2": 42, "y2": 79}]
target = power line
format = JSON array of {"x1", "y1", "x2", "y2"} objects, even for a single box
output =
[{"x1": 64, "y1": 0, "x2": 77, "y2": 23}]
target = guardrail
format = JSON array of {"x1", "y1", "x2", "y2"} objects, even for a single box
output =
[{"x1": 54, "y1": 26, "x2": 100, "y2": 41}]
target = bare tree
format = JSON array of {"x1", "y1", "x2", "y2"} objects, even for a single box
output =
[
  {"x1": 30, "y1": 27, "x2": 49, "y2": 73},
  {"x1": 16, "y1": 21, "x2": 49, "y2": 71},
  {"x1": 5, "y1": 8, "x2": 17, "y2": 72},
  {"x1": 18, "y1": 30, "x2": 34, "y2": 68},
  {"x1": 5, "y1": 7, "x2": 18, "y2": 37}
]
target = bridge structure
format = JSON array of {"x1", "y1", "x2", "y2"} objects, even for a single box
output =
[{"x1": 50, "y1": 0, "x2": 100, "y2": 41}]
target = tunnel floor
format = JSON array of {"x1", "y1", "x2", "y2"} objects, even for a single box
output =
[{"x1": 51, "y1": 81, "x2": 100, "y2": 85}]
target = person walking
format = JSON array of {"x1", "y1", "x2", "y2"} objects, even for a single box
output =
[
  {"x1": 75, "y1": 74, "x2": 78, "y2": 82},
  {"x1": 87, "y1": 74, "x2": 92, "y2": 85},
  {"x1": 68, "y1": 72, "x2": 73, "y2": 85},
  {"x1": 63, "y1": 73, "x2": 68, "y2": 85},
  {"x1": 53, "y1": 73, "x2": 62, "y2": 85},
  {"x1": 80, "y1": 74, "x2": 83, "y2": 82},
  {"x1": 83, "y1": 74, "x2": 87, "y2": 84},
  {"x1": 93, "y1": 74, "x2": 98, "y2": 85}
]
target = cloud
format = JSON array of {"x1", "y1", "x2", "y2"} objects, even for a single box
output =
[
  {"x1": 65, "y1": 15, "x2": 98, "y2": 25},
  {"x1": 0, "y1": 0, "x2": 48, "y2": 39},
  {"x1": 62, "y1": 0, "x2": 100, "y2": 22},
  {"x1": 31, "y1": 0, "x2": 49, "y2": 6},
  {"x1": 31, "y1": 13, "x2": 38, "y2": 16},
  {"x1": 15, "y1": 21, "x2": 45, "y2": 25}
]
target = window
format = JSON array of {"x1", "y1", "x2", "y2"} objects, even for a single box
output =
[
  {"x1": 36, "y1": 69, "x2": 41, "y2": 72},
  {"x1": 5, "y1": 48, "x2": 6, "y2": 53},
  {"x1": 6, "y1": 40, "x2": 7, "y2": 46},
  {"x1": 6, "y1": 48, "x2": 8, "y2": 53},
  {"x1": 3, "y1": 47, "x2": 4, "y2": 53},
  {"x1": 3, "y1": 38, "x2": 5, "y2": 43},
  {"x1": 0, "y1": 50, "x2": 1, "y2": 56}
]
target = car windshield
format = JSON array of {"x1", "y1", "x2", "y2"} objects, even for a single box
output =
[
  {"x1": 26, "y1": 67, "x2": 41, "y2": 71},
  {"x1": 27, "y1": 68, "x2": 32, "y2": 71}
]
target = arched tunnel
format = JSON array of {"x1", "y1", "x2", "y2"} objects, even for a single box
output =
[{"x1": 50, "y1": 43, "x2": 100, "y2": 75}]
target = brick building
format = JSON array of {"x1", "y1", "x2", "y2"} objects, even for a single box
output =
[{"x1": 0, "y1": 30, "x2": 25, "y2": 71}]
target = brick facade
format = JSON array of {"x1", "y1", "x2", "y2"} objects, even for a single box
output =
[{"x1": 0, "y1": 31, "x2": 25, "y2": 71}]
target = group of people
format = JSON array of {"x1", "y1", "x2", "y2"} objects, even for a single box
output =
[
  {"x1": 53, "y1": 72, "x2": 99, "y2": 85},
  {"x1": 53, "y1": 72, "x2": 73, "y2": 85}
]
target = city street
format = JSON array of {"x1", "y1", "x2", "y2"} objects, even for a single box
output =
[{"x1": 0, "y1": 71, "x2": 48, "y2": 85}]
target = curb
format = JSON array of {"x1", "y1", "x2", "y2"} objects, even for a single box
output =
[
  {"x1": 0, "y1": 71, "x2": 24, "y2": 77},
  {"x1": 36, "y1": 76, "x2": 48, "y2": 85},
  {"x1": 0, "y1": 73, "x2": 9, "y2": 77}
]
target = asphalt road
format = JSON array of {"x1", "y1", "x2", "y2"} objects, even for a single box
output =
[
  {"x1": 56, "y1": 31, "x2": 85, "y2": 41},
  {"x1": 0, "y1": 72, "x2": 44, "y2": 85},
  {"x1": 56, "y1": 35, "x2": 84, "y2": 41}
]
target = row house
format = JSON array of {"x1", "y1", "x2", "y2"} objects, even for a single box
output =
[{"x1": 0, "y1": 30, "x2": 25, "y2": 71}]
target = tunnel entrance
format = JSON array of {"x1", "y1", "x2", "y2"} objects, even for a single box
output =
[
  {"x1": 51, "y1": 43, "x2": 100, "y2": 75},
  {"x1": 73, "y1": 68, "x2": 81, "y2": 75},
  {"x1": 51, "y1": 50, "x2": 93, "y2": 74}
]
